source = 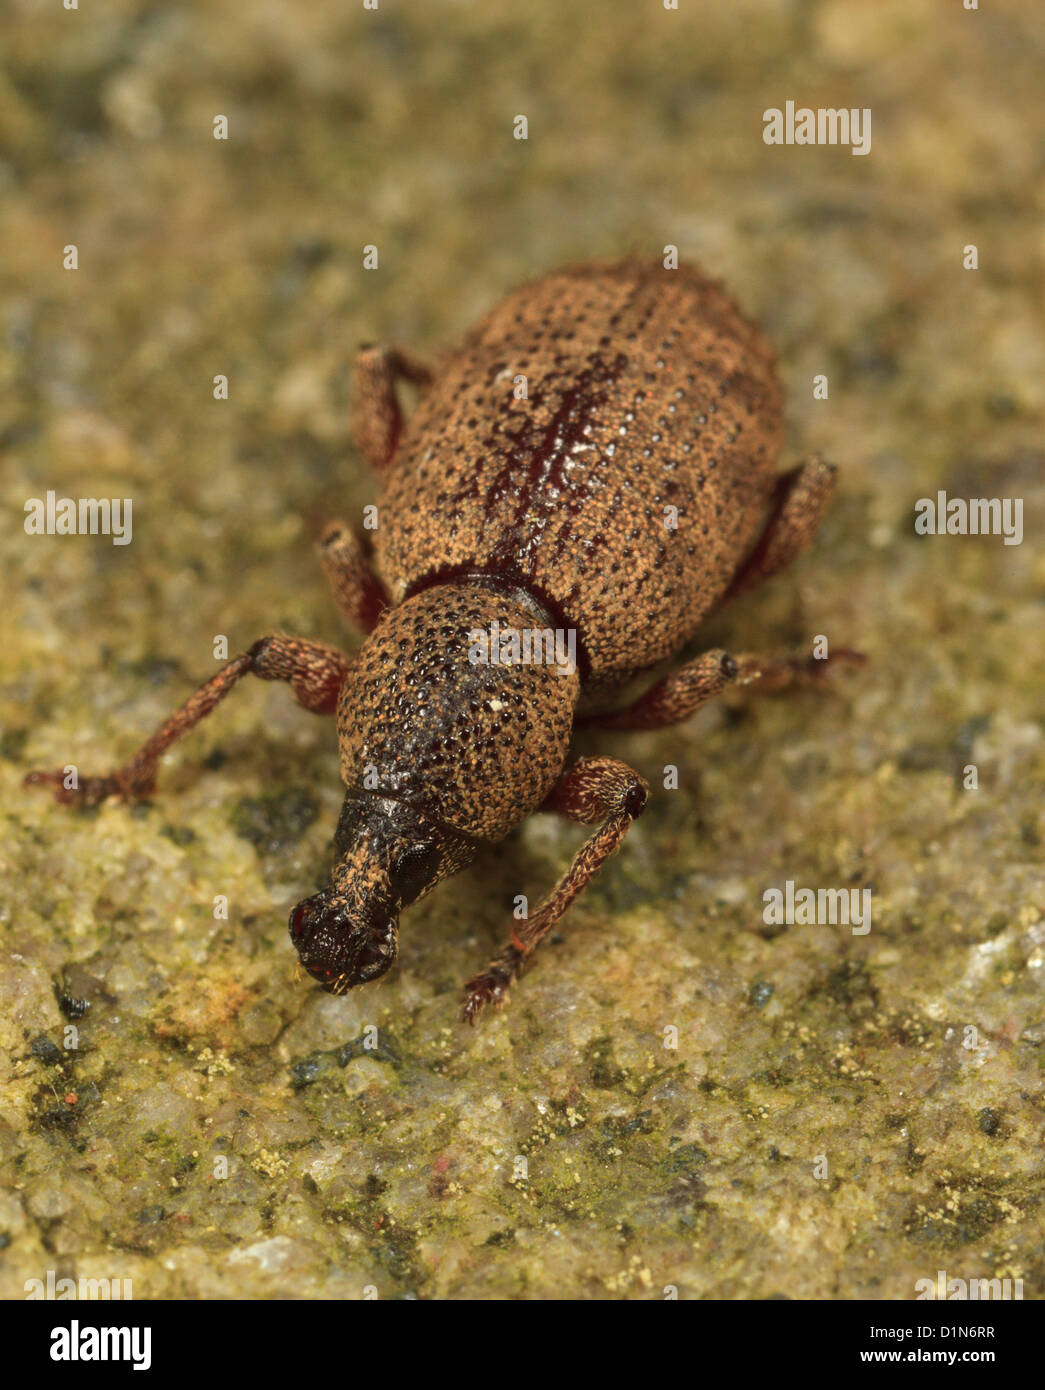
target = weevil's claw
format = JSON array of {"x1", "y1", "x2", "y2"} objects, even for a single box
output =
[
  {"x1": 732, "y1": 656, "x2": 765, "y2": 686},
  {"x1": 789, "y1": 647, "x2": 868, "y2": 684},
  {"x1": 828, "y1": 647, "x2": 868, "y2": 668},
  {"x1": 461, "y1": 967, "x2": 513, "y2": 1025},
  {"x1": 23, "y1": 768, "x2": 138, "y2": 807},
  {"x1": 732, "y1": 646, "x2": 867, "y2": 693}
]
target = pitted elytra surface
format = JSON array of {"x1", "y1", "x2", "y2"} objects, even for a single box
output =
[
  {"x1": 27, "y1": 257, "x2": 847, "y2": 1021},
  {"x1": 338, "y1": 582, "x2": 579, "y2": 840},
  {"x1": 375, "y1": 261, "x2": 783, "y2": 690}
]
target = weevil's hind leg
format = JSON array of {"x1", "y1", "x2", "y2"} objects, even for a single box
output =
[
  {"x1": 578, "y1": 649, "x2": 738, "y2": 731},
  {"x1": 316, "y1": 521, "x2": 388, "y2": 634},
  {"x1": 578, "y1": 643, "x2": 864, "y2": 731},
  {"x1": 351, "y1": 344, "x2": 433, "y2": 474},
  {"x1": 24, "y1": 636, "x2": 353, "y2": 806},
  {"x1": 724, "y1": 457, "x2": 837, "y2": 601},
  {"x1": 462, "y1": 757, "x2": 648, "y2": 1024},
  {"x1": 728, "y1": 647, "x2": 866, "y2": 694}
]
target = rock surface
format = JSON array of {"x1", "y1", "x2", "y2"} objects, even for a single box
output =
[{"x1": 2, "y1": 0, "x2": 1042, "y2": 1299}]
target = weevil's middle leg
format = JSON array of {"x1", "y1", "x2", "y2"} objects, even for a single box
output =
[
  {"x1": 24, "y1": 635, "x2": 353, "y2": 806},
  {"x1": 725, "y1": 456, "x2": 837, "y2": 601},
  {"x1": 462, "y1": 756, "x2": 648, "y2": 1024},
  {"x1": 351, "y1": 344, "x2": 433, "y2": 474},
  {"x1": 316, "y1": 521, "x2": 388, "y2": 634}
]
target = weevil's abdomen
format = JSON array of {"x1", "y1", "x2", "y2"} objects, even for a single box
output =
[{"x1": 373, "y1": 259, "x2": 783, "y2": 691}]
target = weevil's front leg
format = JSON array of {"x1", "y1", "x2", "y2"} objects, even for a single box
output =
[
  {"x1": 725, "y1": 457, "x2": 837, "y2": 601},
  {"x1": 462, "y1": 757, "x2": 649, "y2": 1024},
  {"x1": 316, "y1": 521, "x2": 388, "y2": 634},
  {"x1": 24, "y1": 636, "x2": 353, "y2": 806},
  {"x1": 351, "y1": 344, "x2": 433, "y2": 474}
]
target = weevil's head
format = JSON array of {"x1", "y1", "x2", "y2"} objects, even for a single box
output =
[
  {"x1": 289, "y1": 581, "x2": 580, "y2": 995},
  {"x1": 289, "y1": 793, "x2": 475, "y2": 992}
]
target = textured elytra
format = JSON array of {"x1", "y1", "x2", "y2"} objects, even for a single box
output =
[
  {"x1": 338, "y1": 582, "x2": 580, "y2": 840},
  {"x1": 373, "y1": 259, "x2": 783, "y2": 693}
]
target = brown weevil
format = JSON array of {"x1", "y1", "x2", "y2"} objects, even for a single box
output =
[{"x1": 27, "y1": 259, "x2": 858, "y2": 1022}]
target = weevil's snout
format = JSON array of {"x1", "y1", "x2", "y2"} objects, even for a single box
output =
[
  {"x1": 288, "y1": 793, "x2": 470, "y2": 995},
  {"x1": 289, "y1": 888, "x2": 399, "y2": 993}
]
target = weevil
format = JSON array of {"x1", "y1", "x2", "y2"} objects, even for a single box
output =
[{"x1": 27, "y1": 259, "x2": 858, "y2": 1022}]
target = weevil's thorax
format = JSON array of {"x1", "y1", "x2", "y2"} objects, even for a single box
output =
[{"x1": 337, "y1": 581, "x2": 580, "y2": 842}]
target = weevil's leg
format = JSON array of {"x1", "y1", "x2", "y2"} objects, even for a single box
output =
[
  {"x1": 725, "y1": 457, "x2": 837, "y2": 601},
  {"x1": 24, "y1": 636, "x2": 353, "y2": 807},
  {"x1": 578, "y1": 649, "x2": 738, "y2": 731},
  {"x1": 579, "y1": 644, "x2": 864, "y2": 731},
  {"x1": 462, "y1": 757, "x2": 648, "y2": 1024},
  {"x1": 351, "y1": 344, "x2": 433, "y2": 474},
  {"x1": 316, "y1": 521, "x2": 388, "y2": 634},
  {"x1": 728, "y1": 647, "x2": 866, "y2": 694}
]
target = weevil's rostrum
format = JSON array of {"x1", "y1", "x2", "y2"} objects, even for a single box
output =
[{"x1": 27, "y1": 259, "x2": 851, "y2": 1021}]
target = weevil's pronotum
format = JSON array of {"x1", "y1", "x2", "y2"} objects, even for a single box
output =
[{"x1": 27, "y1": 259, "x2": 859, "y2": 1021}]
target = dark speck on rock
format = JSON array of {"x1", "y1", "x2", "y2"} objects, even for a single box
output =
[
  {"x1": 585, "y1": 1035, "x2": 625, "y2": 1088},
  {"x1": 289, "y1": 1056, "x2": 322, "y2": 1090},
  {"x1": 232, "y1": 787, "x2": 318, "y2": 854},
  {"x1": 128, "y1": 657, "x2": 182, "y2": 688},
  {"x1": 160, "y1": 824, "x2": 197, "y2": 847},
  {"x1": 483, "y1": 1229, "x2": 516, "y2": 1247},
  {"x1": 338, "y1": 1032, "x2": 401, "y2": 1069},
  {"x1": 662, "y1": 1142, "x2": 709, "y2": 1175},
  {"x1": 0, "y1": 728, "x2": 28, "y2": 761},
  {"x1": 29, "y1": 1035, "x2": 63, "y2": 1066},
  {"x1": 292, "y1": 237, "x2": 333, "y2": 270},
  {"x1": 977, "y1": 1107, "x2": 1001, "y2": 1136}
]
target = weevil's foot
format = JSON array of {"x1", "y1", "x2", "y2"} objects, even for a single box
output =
[
  {"x1": 735, "y1": 647, "x2": 866, "y2": 692},
  {"x1": 790, "y1": 647, "x2": 867, "y2": 684},
  {"x1": 23, "y1": 768, "x2": 150, "y2": 807},
  {"x1": 461, "y1": 961, "x2": 516, "y2": 1025},
  {"x1": 828, "y1": 647, "x2": 867, "y2": 668}
]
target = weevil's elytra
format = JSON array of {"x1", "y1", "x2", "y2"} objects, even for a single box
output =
[
  {"x1": 376, "y1": 262, "x2": 783, "y2": 696},
  {"x1": 27, "y1": 258, "x2": 857, "y2": 1022}
]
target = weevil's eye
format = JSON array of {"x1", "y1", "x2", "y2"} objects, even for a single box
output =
[
  {"x1": 387, "y1": 843, "x2": 442, "y2": 905},
  {"x1": 289, "y1": 896, "x2": 316, "y2": 942}
]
